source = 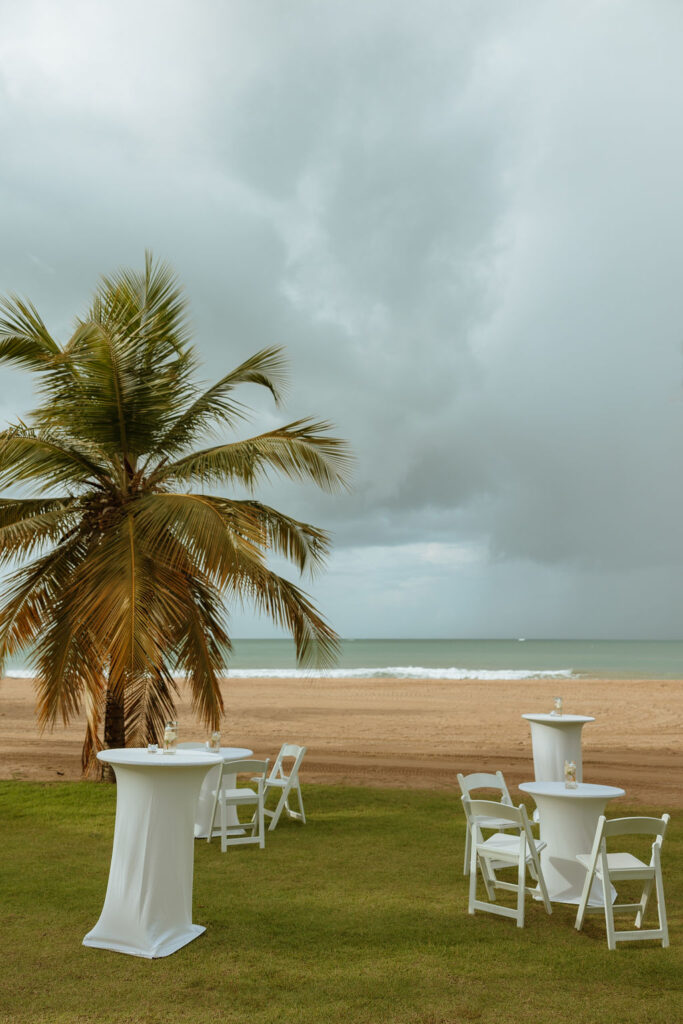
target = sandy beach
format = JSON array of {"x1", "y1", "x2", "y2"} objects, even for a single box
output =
[{"x1": 1, "y1": 674, "x2": 681, "y2": 808}]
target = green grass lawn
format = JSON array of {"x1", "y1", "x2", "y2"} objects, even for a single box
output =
[{"x1": 0, "y1": 781, "x2": 680, "y2": 1024}]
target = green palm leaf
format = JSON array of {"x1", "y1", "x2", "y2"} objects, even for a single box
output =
[
  {"x1": 158, "y1": 418, "x2": 353, "y2": 492},
  {"x1": 0, "y1": 428, "x2": 110, "y2": 490},
  {"x1": 0, "y1": 498, "x2": 79, "y2": 565},
  {"x1": 0, "y1": 294, "x2": 61, "y2": 368},
  {"x1": 154, "y1": 345, "x2": 288, "y2": 459}
]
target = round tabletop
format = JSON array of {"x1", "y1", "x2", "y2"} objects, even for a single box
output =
[
  {"x1": 96, "y1": 748, "x2": 223, "y2": 768},
  {"x1": 217, "y1": 746, "x2": 253, "y2": 761},
  {"x1": 519, "y1": 781, "x2": 625, "y2": 799},
  {"x1": 522, "y1": 714, "x2": 595, "y2": 724}
]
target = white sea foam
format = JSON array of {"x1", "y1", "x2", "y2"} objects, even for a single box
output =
[
  {"x1": 215, "y1": 666, "x2": 577, "y2": 680},
  {"x1": 7, "y1": 666, "x2": 576, "y2": 680}
]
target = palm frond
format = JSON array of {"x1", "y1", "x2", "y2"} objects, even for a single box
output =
[
  {"x1": 157, "y1": 418, "x2": 353, "y2": 493},
  {"x1": 124, "y1": 665, "x2": 180, "y2": 748},
  {"x1": 153, "y1": 346, "x2": 289, "y2": 460},
  {"x1": 0, "y1": 498, "x2": 79, "y2": 565},
  {"x1": 0, "y1": 427, "x2": 110, "y2": 490},
  {"x1": 0, "y1": 294, "x2": 61, "y2": 369},
  {"x1": 0, "y1": 496, "x2": 75, "y2": 529},
  {"x1": 173, "y1": 575, "x2": 228, "y2": 729},
  {"x1": 228, "y1": 565, "x2": 340, "y2": 669},
  {"x1": 33, "y1": 605, "x2": 104, "y2": 729},
  {"x1": 209, "y1": 497, "x2": 331, "y2": 576},
  {"x1": 94, "y1": 252, "x2": 193, "y2": 359},
  {"x1": 81, "y1": 685, "x2": 105, "y2": 776},
  {"x1": 133, "y1": 492, "x2": 266, "y2": 587},
  {"x1": 0, "y1": 537, "x2": 87, "y2": 675}
]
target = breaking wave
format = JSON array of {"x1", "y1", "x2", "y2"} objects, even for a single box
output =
[
  {"x1": 5, "y1": 666, "x2": 576, "y2": 680},
  {"x1": 219, "y1": 666, "x2": 577, "y2": 680}
]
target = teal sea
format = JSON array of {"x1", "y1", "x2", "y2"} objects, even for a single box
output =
[{"x1": 4, "y1": 639, "x2": 682, "y2": 680}]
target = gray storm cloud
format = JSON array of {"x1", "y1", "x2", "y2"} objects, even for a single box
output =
[{"x1": 2, "y1": 0, "x2": 683, "y2": 637}]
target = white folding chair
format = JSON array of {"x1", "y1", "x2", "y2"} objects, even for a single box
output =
[
  {"x1": 463, "y1": 797, "x2": 552, "y2": 928},
  {"x1": 261, "y1": 743, "x2": 307, "y2": 831},
  {"x1": 457, "y1": 771, "x2": 517, "y2": 876},
  {"x1": 207, "y1": 759, "x2": 270, "y2": 852},
  {"x1": 575, "y1": 814, "x2": 670, "y2": 950}
]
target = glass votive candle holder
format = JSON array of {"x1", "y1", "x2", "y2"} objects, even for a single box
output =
[
  {"x1": 163, "y1": 720, "x2": 178, "y2": 754},
  {"x1": 564, "y1": 760, "x2": 577, "y2": 788},
  {"x1": 551, "y1": 696, "x2": 563, "y2": 716},
  {"x1": 147, "y1": 743, "x2": 158, "y2": 754},
  {"x1": 207, "y1": 731, "x2": 221, "y2": 751}
]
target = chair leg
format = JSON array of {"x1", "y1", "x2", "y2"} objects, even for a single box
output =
[
  {"x1": 293, "y1": 781, "x2": 306, "y2": 823},
  {"x1": 602, "y1": 871, "x2": 617, "y2": 951},
  {"x1": 516, "y1": 852, "x2": 526, "y2": 928},
  {"x1": 258, "y1": 795, "x2": 265, "y2": 849},
  {"x1": 207, "y1": 785, "x2": 219, "y2": 844},
  {"x1": 281, "y1": 782, "x2": 305, "y2": 822},
  {"x1": 481, "y1": 860, "x2": 497, "y2": 901},
  {"x1": 575, "y1": 863, "x2": 596, "y2": 932},
  {"x1": 529, "y1": 847, "x2": 551, "y2": 915},
  {"x1": 220, "y1": 797, "x2": 228, "y2": 854},
  {"x1": 268, "y1": 789, "x2": 289, "y2": 831},
  {"x1": 654, "y1": 867, "x2": 669, "y2": 947},
  {"x1": 463, "y1": 822, "x2": 471, "y2": 876},
  {"x1": 468, "y1": 843, "x2": 478, "y2": 914},
  {"x1": 635, "y1": 875, "x2": 654, "y2": 929}
]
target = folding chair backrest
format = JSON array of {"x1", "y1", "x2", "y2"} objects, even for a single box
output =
[
  {"x1": 269, "y1": 743, "x2": 306, "y2": 781},
  {"x1": 457, "y1": 771, "x2": 512, "y2": 805},
  {"x1": 227, "y1": 759, "x2": 269, "y2": 778},
  {"x1": 602, "y1": 816, "x2": 669, "y2": 840},
  {"x1": 464, "y1": 798, "x2": 528, "y2": 834}
]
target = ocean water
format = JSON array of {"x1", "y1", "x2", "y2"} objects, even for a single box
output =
[{"x1": 4, "y1": 638, "x2": 682, "y2": 680}]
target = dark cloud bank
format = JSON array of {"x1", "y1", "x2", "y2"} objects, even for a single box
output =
[{"x1": 2, "y1": 0, "x2": 683, "y2": 637}]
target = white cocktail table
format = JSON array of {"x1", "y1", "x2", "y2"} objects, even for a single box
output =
[
  {"x1": 522, "y1": 713, "x2": 595, "y2": 782},
  {"x1": 519, "y1": 781, "x2": 625, "y2": 906},
  {"x1": 194, "y1": 746, "x2": 254, "y2": 839},
  {"x1": 83, "y1": 748, "x2": 222, "y2": 958}
]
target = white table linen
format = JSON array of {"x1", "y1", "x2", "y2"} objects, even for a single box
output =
[
  {"x1": 83, "y1": 748, "x2": 222, "y2": 958},
  {"x1": 519, "y1": 781, "x2": 625, "y2": 906},
  {"x1": 194, "y1": 746, "x2": 254, "y2": 839},
  {"x1": 521, "y1": 713, "x2": 595, "y2": 782}
]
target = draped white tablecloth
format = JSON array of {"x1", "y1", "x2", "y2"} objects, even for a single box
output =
[
  {"x1": 521, "y1": 713, "x2": 595, "y2": 782},
  {"x1": 519, "y1": 781, "x2": 625, "y2": 905},
  {"x1": 83, "y1": 748, "x2": 222, "y2": 958}
]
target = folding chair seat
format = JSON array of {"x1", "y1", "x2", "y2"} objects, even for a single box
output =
[
  {"x1": 457, "y1": 771, "x2": 518, "y2": 876},
  {"x1": 207, "y1": 759, "x2": 269, "y2": 852},
  {"x1": 261, "y1": 743, "x2": 307, "y2": 831},
  {"x1": 575, "y1": 814, "x2": 670, "y2": 950},
  {"x1": 463, "y1": 797, "x2": 552, "y2": 928}
]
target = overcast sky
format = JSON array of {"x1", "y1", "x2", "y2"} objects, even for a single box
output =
[{"x1": 2, "y1": 0, "x2": 683, "y2": 639}]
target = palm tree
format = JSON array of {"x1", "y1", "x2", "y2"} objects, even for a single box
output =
[{"x1": 0, "y1": 254, "x2": 351, "y2": 775}]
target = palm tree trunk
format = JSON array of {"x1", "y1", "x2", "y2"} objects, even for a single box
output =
[
  {"x1": 103, "y1": 686, "x2": 125, "y2": 782},
  {"x1": 104, "y1": 686, "x2": 126, "y2": 747}
]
